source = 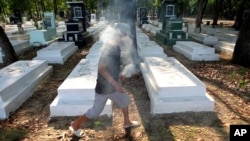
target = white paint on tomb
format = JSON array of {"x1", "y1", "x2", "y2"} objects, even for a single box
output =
[
  {"x1": 50, "y1": 58, "x2": 112, "y2": 117},
  {"x1": 140, "y1": 57, "x2": 214, "y2": 114},
  {"x1": 137, "y1": 40, "x2": 167, "y2": 59},
  {"x1": 86, "y1": 41, "x2": 103, "y2": 59},
  {"x1": 173, "y1": 41, "x2": 219, "y2": 61},
  {"x1": 33, "y1": 42, "x2": 77, "y2": 64},
  {"x1": 191, "y1": 33, "x2": 218, "y2": 46},
  {"x1": 213, "y1": 41, "x2": 235, "y2": 55},
  {"x1": 0, "y1": 60, "x2": 52, "y2": 119}
]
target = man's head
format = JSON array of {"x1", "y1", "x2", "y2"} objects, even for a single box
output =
[{"x1": 114, "y1": 23, "x2": 132, "y2": 37}]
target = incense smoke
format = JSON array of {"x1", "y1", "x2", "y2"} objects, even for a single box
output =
[{"x1": 99, "y1": 24, "x2": 140, "y2": 78}]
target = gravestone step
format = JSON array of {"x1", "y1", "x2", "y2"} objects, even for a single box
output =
[
  {"x1": 33, "y1": 42, "x2": 77, "y2": 64},
  {"x1": 50, "y1": 97, "x2": 112, "y2": 117},
  {"x1": 0, "y1": 60, "x2": 52, "y2": 119}
]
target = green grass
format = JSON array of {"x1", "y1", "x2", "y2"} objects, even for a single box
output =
[{"x1": 0, "y1": 128, "x2": 29, "y2": 141}]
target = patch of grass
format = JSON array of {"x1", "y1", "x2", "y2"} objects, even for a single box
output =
[
  {"x1": 0, "y1": 128, "x2": 28, "y2": 141},
  {"x1": 238, "y1": 68, "x2": 247, "y2": 76},
  {"x1": 94, "y1": 120, "x2": 101, "y2": 128},
  {"x1": 239, "y1": 79, "x2": 247, "y2": 88}
]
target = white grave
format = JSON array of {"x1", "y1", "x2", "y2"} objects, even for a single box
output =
[
  {"x1": 173, "y1": 41, "x2": 219, "y2": 61},
  {"x1": 137, "y1": 40, "x2": 167, "y2": 59},
  {"x1": 33, "y1": 42, "x2": 78, "y2": 64},
  {"x1": 0, "y1": 60, "x2": 52, "y2": 119},
  {"x1": 213, "y1": 41, "x2": 235, "y2": 55},
  {"x1": 29, "y1": 12, "x2": 57, "y2": 46},
  {"x1": 0, "y1": 40, "x2": 32, "y2": 63},
  {"x1": 86, "y1": 41, "x2": 103, "y2": 59},
  {"x1": 11, "y1": 40, "x2": 32, "y2": 55},
  {"x1": 190, "y1": 33, "x2": 218, "y2": 46},
  {"x1": 140, "y1": 57, "x2": 214, "y2": 114},
  {"x1": 50, "y1": 58, "x2": 112, "y2": 117}
]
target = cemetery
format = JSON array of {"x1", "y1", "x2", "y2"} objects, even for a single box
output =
[{"x1": 0, "y1": 0, "x2": 250, "y2": 140}]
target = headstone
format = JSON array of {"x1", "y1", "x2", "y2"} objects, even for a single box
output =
[
  {"x1": 29, "y1": 12, "x2": 57, "y2": 46},
  {"x1": 139, "y1": 7, "x2": 148, "y2": 27},
  {"x1": 155, "y1": 0, "x2": 191, "y2": 47},
  {"x1": 60, "y1": 0, "x2": 89, "y2": 46}
]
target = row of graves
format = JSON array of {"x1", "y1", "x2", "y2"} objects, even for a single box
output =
[
  {"x1": 1, "y1": 0, "x2": 107, "y2": 64},
  {"x1": 136, "y1": 27, "x2": 214, "y2": 114},
  {"x1": 49, "y1": 24, "x2": 215, "y2": 117},
  {"x1": 141, "y1": 0, "x2": 237, "y2": 61},
  {"x1": 0, "y1": 0, "x2": 108, "y2": 119}
]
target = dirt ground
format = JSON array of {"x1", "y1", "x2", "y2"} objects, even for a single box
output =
[{"x1": 1, "y1": 21, "x2": 250, "y2": 141}]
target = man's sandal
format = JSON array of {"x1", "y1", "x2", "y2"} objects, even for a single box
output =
[
  {"x1": 69, "y1": 126, "x2": 84, "y2": 137},
  {"x1": 123, "y1": 121, "x2": 140, "y2": 129}
]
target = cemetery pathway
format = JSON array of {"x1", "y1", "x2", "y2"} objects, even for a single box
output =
[{"x1": 1, "y1": 32, "x2": 250, "y2": 141}]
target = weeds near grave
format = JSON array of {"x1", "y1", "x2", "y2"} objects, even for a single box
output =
[
  {"x1": 229, "y1": 71, "x2": 238, "y2": 80},
  {"x1": 239, "y1": 79, "x2": 247, "y2": 88},
  {"x1": 0, "y1": 128, "x2": 28, "y2": 141},
  {"x1": 238, "y1": 68, "x2": 247, "y2": 76},
  {"x1": 94, "y1": 120, "x2": 101, "y2": 128}
]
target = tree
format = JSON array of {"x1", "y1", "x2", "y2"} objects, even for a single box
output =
[
  {"x1": 231, "y1": 12, "x2": 250, "y2": 67},
  {"x1": 212, "y1": 0, "x2": 224, "y2": 27},
  {"x1": 0, "y1": 26, "x2": 18, "y2": 66},
  {"x1": 233, "y1": 0, "x2": 246, "y2": 30},
  {"x1": 195, "y1": 0, "x2": 208, "y2": 33}
]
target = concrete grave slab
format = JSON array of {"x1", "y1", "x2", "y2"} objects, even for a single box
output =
[
  {"x1": 140, "y1": 57, "x2": 214, "y2": 114},
  {"x1": 191, "y1": 33, "x2": 218, "y2": 46},
  {"x1": 143, "y1": 57, "x2": 206, "y2": 98},
  {"x1": 50, "y1": 58, "x2": 113, "y2": 117},
  {"x1": 213, "y1": 41, "x2": 235, "y2": 55},
  {"x1": 137, "y1": 40, "x2": 167, "y2": 58},
  {"x1": 0, "y1": 60, "x2": 52, "y2": 119},
  {"x1": 173, "y1": 41, "x2": 219, "y2": 61},
  {"x1": 33, "y1": 42, "x2": 77, "y2": 64}
]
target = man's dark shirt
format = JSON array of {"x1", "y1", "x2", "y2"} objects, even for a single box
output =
[{"x1": 95, "y1": 45, "x2": 121, "y2": 94}]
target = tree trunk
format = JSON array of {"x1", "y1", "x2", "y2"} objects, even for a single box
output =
[
  {"x1": 53, "y1": 0, "x2": 58, "y2": 18},
  {"x1": 231, "y1": 12, "x2": 250, "y2": 67},
  {"x1": 212, "y1": 0, "x2": 224, "y2": 27},
  {"x1": 0, "y1": 26, "x2": 18, "y2": 66},
  {"x1": 195, "y1": 0, "x2": 208, "y2": 33},
  {"x1": 233, "y1": 0, "x2": 246, "y2": 30},
  {"x1": 225, "y1": 0, "x2": 234, "y2": 20}
]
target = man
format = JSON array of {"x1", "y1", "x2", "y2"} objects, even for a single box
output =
[{"x1": 69, "y1": 23, "x2": 140, "y2": 137}]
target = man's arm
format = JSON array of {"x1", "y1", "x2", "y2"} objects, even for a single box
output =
[{"x1": 98, "y1": 62, "x2": 124, "y2": 92}]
